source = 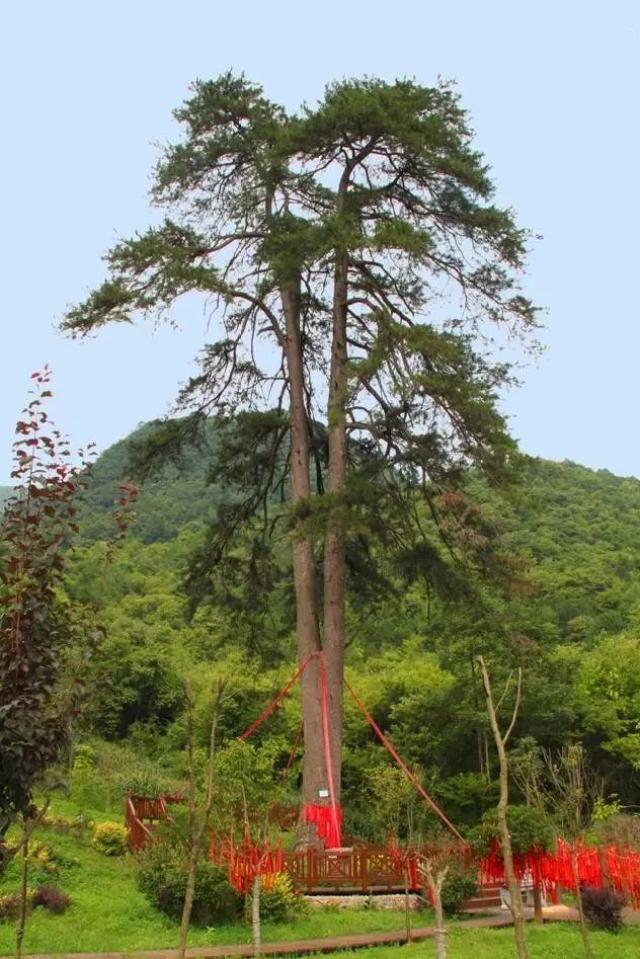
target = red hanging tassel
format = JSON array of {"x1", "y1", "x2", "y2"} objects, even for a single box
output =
[{"x1": 303, "y1": 803, "x2": 343, "y2": 848}]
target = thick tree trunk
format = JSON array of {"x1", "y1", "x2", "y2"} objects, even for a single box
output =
[
  {"x1": 280, "y1": 287, "x2": 324, "y2": 835},
  {"x1": 433, "y1": 880, "x2": 447, "y2": 959},
  {"x1": 421, "y1": 859, "x2": 448, "y2": 959}
]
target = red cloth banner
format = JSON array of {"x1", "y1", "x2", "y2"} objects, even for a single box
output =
[
  {"x1": 210, "y1": 834, "x2": 285, "y2": 894},
  {"x1": 316, "y1": 654, "x2": 342, "y2": 848},
  {"x1": 303, "y1": 803, "x2": 344, "y2": 849},
  {"x1": 479, "y1": 838, "x2": 640, "y2": 908}
]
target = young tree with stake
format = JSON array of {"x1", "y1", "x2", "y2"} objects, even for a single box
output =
[{"x1": 212, "y1": 739, "x2": 285, "y2": 957}]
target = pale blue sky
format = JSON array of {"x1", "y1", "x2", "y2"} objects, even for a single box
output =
[{"x1": 1, "y1": 0, "x2": 639, "y2": 483}]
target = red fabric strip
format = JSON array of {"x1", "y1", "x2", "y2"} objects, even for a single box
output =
[
  {"x1": 303, "y1": 803, "x2": 344, "y2": 848},
  {"x1": 317, "y1": 652, "x2": 342, "y2": 848},
  {"x1": 239, "y1": 653, "x2": 314, "y2": 740},
  {"x1": 283, "y1": 721, "x2": 304, "y2": 776}
]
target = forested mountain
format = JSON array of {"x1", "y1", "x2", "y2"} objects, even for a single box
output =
[
  {"x1": 79, "y1": 423, "x2": 640, "y2": 645},
  {"x1": 478, "y1": 460, "x2": 640, "y2": 644},
  {"x1": 77, "y1": 420, "x2": 221, "y2": 543},
  {"x1": 0, "y1": 487, "x2": 11, "y2": 508},
  {"x1": 53, "y1": 423, "x2": 640, "y2": 827}
]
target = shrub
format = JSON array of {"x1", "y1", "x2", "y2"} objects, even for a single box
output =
[
  {"x1": 92, "y1": 821, "x2": 129, "y2": 856},
  {"x1": 28, "y1": 841, "x2": 57, "y2": 870},
  {"x1": 121, "y1": 771, "x2": 168, "y2": 799},
  {"x1": 136, "y1": 838, "x2": 242, "y2": 926},
  {"x1": 41, "y1": 813, "x2": 94, "y2": 839},
  {"x1": 72, "y1": 813, "x2": 94, "y2": 839},
  {"x1": 440, "y1": 868, "x2": 477, "y2": 915},
  {"x1": 72, "y1": 743, "x2": 97, "y2": 770},
  {"x1": 470, "y1": 805, "x2": 554, "y2": 858},
  {"x1": 592, "y1": 813, "x2": 640, "y2": 851},
  {"x1": 581, "y1": 885, "x2": 625, "y2": 932},
  {"x1": 0, "y1": 892, "x2": 29, "y2": 922},
  {"x1": 41, "y1": 814, "x2": 71, "y2": 835},
  {"x1": 250, "y1": 874, "x2": 308, "y2": 923},
  {"x1": 33, "y1": 885, "x2": 72, "y2": 914},
  {"x1": 69, "y1": 766, "x2": 111, "y2": 813},
  {"x1": 26, "y1": 841, "x2": 59, "y2": 884}
]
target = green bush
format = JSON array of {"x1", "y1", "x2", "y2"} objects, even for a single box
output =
[
  {"x1": 69, "y1": 766, "x2": 110, "y2": 812},
  {"x1": 136, "y1": 838, "x2": 242, "y2": 926},
  {"x1": 26, "y1": 841, "x2": 59, "y2": 885},
  {"x1": 250, "y1": 874, "x2": 308, "y2": 923},
  {"x1": 72, "y1": 743, "x2": 97, "y2": 770},
  {"x1": 92, "y1": 821, "x2": 129, "y2": 856},
  {"x1": 67, "y1": 739, "x2": 179, "y2": 814},
  {"x1": 121, "y1": 771, "x2": 169, "y2": 799},
  {"x1": 591, "y1": 812, "x2": 640, "y2": 850},
  {"x1": 42, "y1": 813, "x2": 92, "y2": 838},
  {"x1": 440, "y1": 868, "x2": 478, "y2": 915},
  {"x1": 470, "y1": 805, "x2": 554, "y2": 858}
]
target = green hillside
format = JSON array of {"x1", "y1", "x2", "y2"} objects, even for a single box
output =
[
  {"x1": 52, "y1": 423, "x2": 640, "y2": 823},
  {"x1": 8, "y1": 417, "x2": 640, "y2": 824},
  {"x1": 78, "y1": 422, "x2": 640, "y2": 646},
  {"x1": 482, "y1": 459, "x2": 640, "y2": 644},
  {"x1": 76, "y1": 420, "x2": 220, "y2": 543}
]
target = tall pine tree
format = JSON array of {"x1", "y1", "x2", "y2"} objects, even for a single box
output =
[{"x1": 63, "y1": 73, "x2": 537, "y2": 841}]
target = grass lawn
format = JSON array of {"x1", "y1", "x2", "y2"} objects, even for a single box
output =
[
  {"x1": 0, "y1": 818, "x2": 413, "y2": 954},
  {"x1": 349, "y1": 924, "x2": 640, "y2": 958},
  {"x1": 2, "y1": 808, "x2": 639, "y2": 957}
]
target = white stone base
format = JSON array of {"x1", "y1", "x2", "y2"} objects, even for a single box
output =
[{"x1": 306, "y1": 893, "x2": 423, "y2": 910}]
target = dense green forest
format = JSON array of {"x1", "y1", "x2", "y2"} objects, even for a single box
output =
[{"x1": 56, "y1": 421, "x2": 640, "y2": 833}]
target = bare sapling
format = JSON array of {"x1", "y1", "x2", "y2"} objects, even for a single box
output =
[
  {"x1": 14, "y1": 818, "x2": 29, "y2": 959},
  {"x1": 251, "y1": 873, "x2": 262, "y2": 957},
  {"x1": 510, "y1": 739, "x2": 547, "y2": 922},
  {"x1": 543, "y1": 745, "x2": 594, "y2": 959},
  {"x1": 478, "y1": 657, "x2": 528, "y2": 959},
  {"x1": 178, "y1": 679, "x2": 228, "y2": 959},
  {"x1": 419, "y1": 856, "x2": 449, "y2": 959}
]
